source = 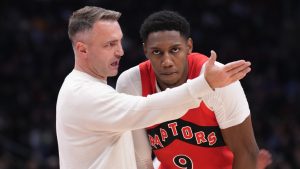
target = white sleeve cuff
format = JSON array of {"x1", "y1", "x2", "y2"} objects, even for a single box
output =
[
  {"x1": 219, "y1": 112, "x2": 250, "y2": 129},
  {"x1": 186, "y1": 75, "x2": 214, "y2": 100}
]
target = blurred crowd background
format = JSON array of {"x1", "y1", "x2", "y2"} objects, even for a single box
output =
[{"x1": 0, "y1": 0, "x2": 299, "y2": 168}]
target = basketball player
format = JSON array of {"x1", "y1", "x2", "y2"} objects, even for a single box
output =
[{"x1": 116, "y1": 10, "x2": 272, "y2": 169}]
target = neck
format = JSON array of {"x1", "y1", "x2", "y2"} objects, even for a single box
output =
[
  {"x1": 157, "y1": 75, "x2": 188, "y2": 91},
  {"x1": 74, "y1": 61, "x2": 107, "y2": 81}
]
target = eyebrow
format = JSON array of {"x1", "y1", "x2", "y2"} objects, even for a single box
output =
[
  {"x1": 149, "y1": 43, "x2": 182, "y2": 50},
  {"x1": 104, "y1": 39, "x2": 119, "y2": 44}
]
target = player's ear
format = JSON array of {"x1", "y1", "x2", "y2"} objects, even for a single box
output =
[
  {"x1": 187, "y1": 38, "x2": 193, "y2": 54},
  {"x1": 143, "y1": 42, "x2": 149, "y2": 58}
]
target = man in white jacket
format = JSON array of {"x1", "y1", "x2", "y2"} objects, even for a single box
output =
[{"x1": 56, "y1": 6, "x2": 251, "y2": 169}]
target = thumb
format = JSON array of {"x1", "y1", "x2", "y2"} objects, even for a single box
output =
[{"x1": 207, "y1": 50, "x2": 217, "y2": 67}]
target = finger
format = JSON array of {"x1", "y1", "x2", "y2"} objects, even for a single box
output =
[
  {"x1": 223, "y1": 60, "x2": 247, "y2": 72},
  {"x1": 230, "y1": 67, "x2": 251, "y2": 81},
  {"x1": 207, "y1": 50, "x2": 217, "y2": 67},
  {"x1": 227, "y1": 61, "x2": 251, "y2": 75}
]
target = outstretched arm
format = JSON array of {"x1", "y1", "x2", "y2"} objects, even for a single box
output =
[{"x1": 113, "y1": 50, "x2": 251, "y2": 131}]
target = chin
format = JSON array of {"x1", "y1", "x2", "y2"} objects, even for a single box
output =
[
  {"x1": 164, "y1": 80, "x2": 180, "y2": 87},
  {"x1": 109, "y1": 71, "x2": 118, "y2": 77}
]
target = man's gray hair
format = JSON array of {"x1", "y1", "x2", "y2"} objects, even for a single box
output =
[{"x1": 68, "y1": 6, "x2": 121, "y2": 43}]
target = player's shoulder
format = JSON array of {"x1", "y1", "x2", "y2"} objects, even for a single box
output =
[
  {"x1": 116, "y1": 65, "x2": 143, "y2": 94},
  {"x1": 117, "y1": 65, "x2": 141, "y2": 83},
  {"x1": 119, "y1": 65, "x2": 140, "y2": 78},
  {"x1": 203, "y1": 79, "x2": 243, "y2": 101},
  {"x1": 189, "y1": 52, "x2": 207, "y2": 57}
]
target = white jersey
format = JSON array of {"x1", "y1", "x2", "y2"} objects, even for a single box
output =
[
  {"x1": 116, "y1": 62, "x2": 250, "y2": 168},
  {"x1": 56, "y1": 69, "x2": 213, "y2": 169}
]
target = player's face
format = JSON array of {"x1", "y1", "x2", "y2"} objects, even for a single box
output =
[
  {"x1": 144, "y1": 30, "x2": 192, "y2": 89},
  {"x1": 86, "y1": 20, "x2": 124, "y2": 79}
]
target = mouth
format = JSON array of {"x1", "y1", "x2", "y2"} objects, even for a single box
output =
[
  {"x1": 160, "y1": 72, "x2": 177, "y2": 76},
  {"x1": 111, "y1": 61, "x2": 119, "y2": 68}
]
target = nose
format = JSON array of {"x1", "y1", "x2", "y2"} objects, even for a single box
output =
[
  {"x1": 162, "y1": 53, "x2": 174, "y2": 68},
  {"x1": 115, "y1": 44, "x2": 124, "y2": 58}
]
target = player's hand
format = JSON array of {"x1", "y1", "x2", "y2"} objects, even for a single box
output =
[
  {"x1": 257, "y1": 149, "x2": 272, "y2": 169},
  {"x1": 204, "y1": 50, "x2": 251, "y2": 89}
]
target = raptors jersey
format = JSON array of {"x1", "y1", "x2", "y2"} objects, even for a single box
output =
[{"x1": 139, "y1": 53, "x2": 233, "y2": 169}]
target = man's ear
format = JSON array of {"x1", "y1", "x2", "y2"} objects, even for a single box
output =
[
  {"x1": 142, "y1": 42, "x2": 149, "y2": 59},
  {"x1": 75, "y1": 41, "x2": 88, "y2": 58},
  {"x1": 187, "y1": 38, "x2": 193, "y2": 54}
]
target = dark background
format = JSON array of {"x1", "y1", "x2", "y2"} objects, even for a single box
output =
[{"x1": 0, "y1": 0, "x2": 299, "y2": 168}]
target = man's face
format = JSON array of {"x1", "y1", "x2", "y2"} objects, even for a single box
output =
[
  {"x1": 85, "y1": 20, "x2": 124, "y2": 79},
  {"x1": 144, "y1": 30, "x2": 192, "y2": 89}
]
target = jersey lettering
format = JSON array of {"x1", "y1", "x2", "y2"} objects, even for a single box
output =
[
  {"x1": 147, "y1": 119, "x2": 225, "y2": 149},
  {"x1": 168, "y1": 122, "x2": 178, "y2": 136}
]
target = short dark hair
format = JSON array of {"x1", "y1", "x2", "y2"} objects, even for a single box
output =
[
  {"x1": 139, "y1": 10, "x2": 190, "y2": 42},
  {"x1": 68, "y1": 6, "x2": 121, "y2": 43}
]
